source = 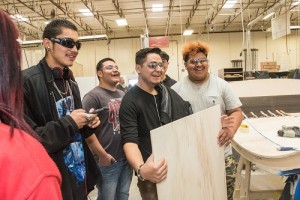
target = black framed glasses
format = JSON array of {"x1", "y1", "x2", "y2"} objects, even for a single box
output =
[
  {"x1": 50, "y1": 38, "x2": 82, "y2": 50},
  {"x1": 189, "y1": 58, "x2": 208, "y2": 65},
  {"x1": 147, "y1": 62, "x2": 163, "y2": 70}
]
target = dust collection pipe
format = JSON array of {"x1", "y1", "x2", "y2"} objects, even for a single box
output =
[{"x1": 245, "y1": 0, "x2": 287, "y2": 71}]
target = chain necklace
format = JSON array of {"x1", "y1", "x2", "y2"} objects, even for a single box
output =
[{"x1": 53, "y1": 80, "x2": 74, "y2": 113}]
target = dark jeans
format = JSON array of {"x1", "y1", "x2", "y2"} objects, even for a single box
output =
[{"x1": 137, "y1": 179, "x2": 158, "y2": 200}]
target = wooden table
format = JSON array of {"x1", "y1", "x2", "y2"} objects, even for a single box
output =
[{"x1": 232, "y1": 116, "x2": 300, "y2": 199}]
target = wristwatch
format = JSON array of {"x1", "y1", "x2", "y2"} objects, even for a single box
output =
[{"x1": 137, "y1": 163, "x2": 145, "y2": 181}]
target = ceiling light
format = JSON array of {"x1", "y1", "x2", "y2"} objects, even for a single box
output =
[
  {"x1": 11, "y1": 14, "x2": 28, "y2": 22},
  {"x1": 290, "y1": 25, "x2": 300, "y2": 29},
  {"x1": 116, "y1": 18, "x2": 128, "y2": 26},
  {"x1": 152, "y1": 4, "x2": 163, "y2": 12},
  {"x1": 79, "y1": 34, "x2": 108, "y2": 40},
  {"x1": 262, "y1": 12, "x2": 275, "y2": 20},
  {"x1": 183, "y1": 29, "x2": 193, "y2": 36},
  {"x1": 18, "y1": 34, "x2": 108, "y2": 45},
  {"x1": 79, "y1": 9, "x2": 93, "y2": 16},
  {"x1": 18, "y1": 39, "x2": 42, "y2": 45},
  {"x1": 223, "y1": 0, "x2": 237, "y2": 9}
]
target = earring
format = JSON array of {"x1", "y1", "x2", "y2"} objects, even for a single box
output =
[{"x1": 47, "y1": 47, "x2": 50, "y2": 51}]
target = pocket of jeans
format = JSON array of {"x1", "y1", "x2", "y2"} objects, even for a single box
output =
[{"x1": 99, "y1": 160, "x2": 117, "y2": 169}]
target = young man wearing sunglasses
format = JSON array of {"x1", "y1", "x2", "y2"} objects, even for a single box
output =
[
  {"x1": 22, "y1": 19, "x2": 102, "y2": 200},
  {"x1": 119, "y1": 48, "x2": 192, "y2": 199}
]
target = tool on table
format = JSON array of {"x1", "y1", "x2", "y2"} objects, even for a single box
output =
[
  {"x1": 277, "y1": 125, "x2": 300, "y2": 138},
  {"x1": 276, "y1": 146, "x2": 297, "y2": 151}
]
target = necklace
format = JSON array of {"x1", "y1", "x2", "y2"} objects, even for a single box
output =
[{"x1": 52, "y1": 80, "x2": 74, "y2": 113}]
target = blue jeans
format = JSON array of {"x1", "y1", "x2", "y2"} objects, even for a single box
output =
[{"x1": 97, "y1": 159, "x2": 133, "y2": 200}]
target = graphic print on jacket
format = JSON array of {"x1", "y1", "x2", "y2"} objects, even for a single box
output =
[
  {"x1": 56, "y1": 96, "x2": 86, "y2": 183},
  {"x1": 108, "y1": 98, "x2": 122, "y2": 134}
]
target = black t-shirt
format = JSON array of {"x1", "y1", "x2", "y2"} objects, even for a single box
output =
[{"x1": 119, "y1": 85, "x2": 162, "y2": 162}]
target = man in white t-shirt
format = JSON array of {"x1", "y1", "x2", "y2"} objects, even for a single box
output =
[{"x1": 172, "y1": 41, "x2": 243, "y2": 200}]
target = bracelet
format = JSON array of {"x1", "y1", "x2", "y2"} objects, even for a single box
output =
[{"x1": 137, "y1": 163, "x2": 145, "y2": 181}]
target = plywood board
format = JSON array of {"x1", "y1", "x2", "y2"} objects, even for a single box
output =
[{"x1": 150, "y1": 105, "x2": 227, "y2": 200}]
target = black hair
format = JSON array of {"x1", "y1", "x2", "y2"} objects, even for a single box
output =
[
  {"x1": 160, "y1": 51, "x2": 169, "y2": 61},
  {"x1": 96, "y1": 57, "x2": 116, "y2": 71},
  {"x1": 135, "y1": 48, "x2": 161, "y2": 65},
  {"x1": 42, "y1": 19, "x2": 78, "y2": 39}
]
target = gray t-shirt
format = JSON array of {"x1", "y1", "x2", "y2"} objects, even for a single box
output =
[
  {"x1": 82, "y1": 86, "x2": 125, "y2": 162},
  {"x1": 172, "y1": 74, "x2": 242, "y2": 157}
]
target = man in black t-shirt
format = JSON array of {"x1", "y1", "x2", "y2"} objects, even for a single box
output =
[
  {"x1": 160, "y1": 51, "x2": 177, "y2": 87},
  {"x1": 119, "y1": 48, "x2": 192, "y2": 200}
]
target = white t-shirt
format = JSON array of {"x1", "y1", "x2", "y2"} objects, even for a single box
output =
[{"x1": 172, "y1": 74, "x2": 242, "y2": 157}]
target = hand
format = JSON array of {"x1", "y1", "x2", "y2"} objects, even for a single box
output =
[
  {"x1": 140, "y1": 154, "x2": 168, "y2": 183},
  {"x1": 218, "y1": 127, "x2": 235, "y2": 147},
  {"x1": 69, "y1": 109, "x2": 100, "y2": 129},
  {"x1": 221, "y1": 115, "x2": 234, "y2": 128},
  {"x1": 99, "y1": 153, "x2": 116, "y2": 167},
  {"x1": 70, "y1": 109, "x2": 90, "y2": 129}
]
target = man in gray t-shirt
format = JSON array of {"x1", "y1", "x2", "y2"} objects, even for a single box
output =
[{"x1": 82, "y1": 58, "x2": 132, "y2": 200}]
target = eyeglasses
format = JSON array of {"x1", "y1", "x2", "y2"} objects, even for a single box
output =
[
  {"x1": 189, "y1": 58, "x2": 208, "y2": 65},
  {"x1": 50, "y1": 38, "x2": 82, "y2": 50},
  {"x1": 146, "y1": 62, "x2": 163, "y2": 70},
  {"x1": 104, "y1": 65, "x2": 119, "y2": 70}
]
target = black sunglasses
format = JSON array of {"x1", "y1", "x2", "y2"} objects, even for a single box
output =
[{"x1": 50, "y1": 37, "x2": 82, "y2": 50}]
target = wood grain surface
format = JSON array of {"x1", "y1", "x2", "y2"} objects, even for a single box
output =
[{"x1": 151, "y1": 105, "x2": 227, "y2": 200}]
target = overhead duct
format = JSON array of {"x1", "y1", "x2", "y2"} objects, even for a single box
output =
[{"x1": 245, "y1": 0, "x2": 287, "y2": 71}]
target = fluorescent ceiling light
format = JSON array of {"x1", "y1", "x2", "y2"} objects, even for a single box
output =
[
  {"x1": 223, "y1": 0, "x2": 237, "y2": 9},
  {"x1": 116, "y1": 18, "x2": 128, "y2": 26},
  {"x1": 11, "y1": 14, "x2": 28, "y2": 22},
  {"x1": 152, "y1": 4, "x2": 163, "y2": 12},
  {"x1": 18, "y1": 39, "x2": 42, "y2": 45},
  {"x1": 183, "y1": 29, "x2": 193, "y2": 36},
  {"x1": 79, "y1": 34, "x2": 108, "y2": 40},
  {"x1": 79, "y1": 9, "x2": 93, "y2": 16},
  {"x1": 290, "y1": 25, "x2": 300, "y2": 29},
  {"x1": 262, "y1": 12, "x2": 275, "y2": 20},
  {"x1": 18, "y1": 34, "x2": 108, "y2": 45}
]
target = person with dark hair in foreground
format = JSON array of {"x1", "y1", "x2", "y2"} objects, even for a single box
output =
[
  {"x1": 22, "y1": 18, "x2": 101, "y2": 200},
  {"x1": 120, "y1": 48, "x2": 192, "y2": 199},
  {"x1": 0, "y1": 9, "x2": 62, "y2": 199}
]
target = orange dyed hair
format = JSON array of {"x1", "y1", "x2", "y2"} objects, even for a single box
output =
[{"x1": 182, "y1": 41, "x2": 209, "y2": 62}]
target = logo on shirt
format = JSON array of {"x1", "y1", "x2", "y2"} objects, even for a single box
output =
[{"x1": 108, "y1": 98, "x2": 122, "y2": 134}]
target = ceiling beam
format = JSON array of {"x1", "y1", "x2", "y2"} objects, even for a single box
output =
[
  {"x1": 165, "y1": 0, "x2": 175, "y2": 36},
  {"x1": 80, "y1": 0, "x2": 112, "y2": 35},
  {"x1": 222, "y1": 0, "x2": 255, "y2": 31},
  {"x1": 112, "y1": 0, "x2": 131, "y2": 35},
  {"x1": 141, "y1": 0, "x2": 149, "y2": 33},
  {"x1": 48, "y1": 0, "x2": 93, "y2": 35}
]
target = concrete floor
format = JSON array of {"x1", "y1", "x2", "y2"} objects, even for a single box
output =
[{"x1": 87, "y1": 176, "x2": 141, "y2": 200}]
